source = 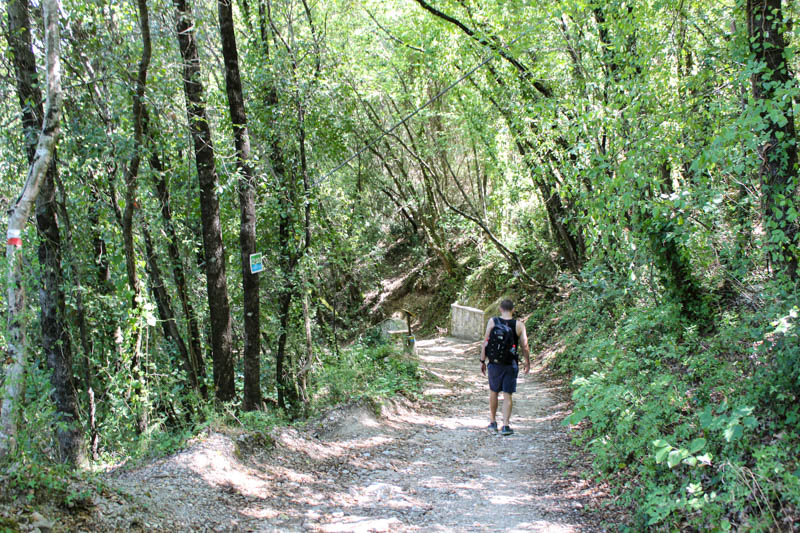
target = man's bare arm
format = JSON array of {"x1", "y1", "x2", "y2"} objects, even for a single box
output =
[
  {"x1": 518, "y1": 322, "x2": 531, "y2": 373},
  {"x1": 481, "y1": 319, "x2": 494, "y2": 361}
]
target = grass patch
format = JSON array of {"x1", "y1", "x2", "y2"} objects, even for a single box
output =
[{"x1": 311, "y1": 334, "x2": 422, "y2": 410}]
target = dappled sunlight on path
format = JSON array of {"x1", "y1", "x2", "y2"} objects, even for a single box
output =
[
  {"x1": 98, "y1": 337, "x2": 609, "y2": 532},
  {"x1": 303, "y1": 337, "x2": 605, "y2": 532}
]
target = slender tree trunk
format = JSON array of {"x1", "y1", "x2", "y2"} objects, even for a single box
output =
[
  {"x1": 54, "y1": 175, "x2": 99, "y2": 460},
  {"x1": 275, "y1": 180, "x2": 299, "y2": 411},
  {"x1": 463, "y1": 51, "x2": 584, "y2": 274},
  {"x1": 332, "y1": 270, "x2": 340, "y2": 359},
  {"x1": 535, "y1": 169, "x2": 584, "y2": 272},
  {"x1": 1, "y1": 0, "x2": 64, "y2": 461},
  {"x1": 7, "y1": 0, "x2": 84, "y2": 465},
  {"x1": 275, "y1": 289, "x2": 295, "y2": 410},
  {"x1": 87, "y1": 183, "x2": 113, "y2": 292},
  {"x1": 218, "y1": 0, "x2": 261, "y2": 411},
  {"x1": 142, "y1": 224, "x2": 195, "y2": 387},
  {"x1": 255, "y1": 11, "x2": 295, "y2": 410},
  {"x1": 479, "y1": 68, "x2": 584, "y2": 273},
  {"x1": 120, "y1": 0, "x2": 153, "y2": 434},
  {"x1": 88, "y1": 178, "x2": 124, "y2": 371},
  {"x1": 412, "y1": 0, "x2": 551, "y2": 98},
  {"x1": 747, "y1": 0, "x2": 799, "y2": 281},
  {"x1": 298, "y1": 291, "x2": 313, "y2": 403},
  {"x1": 297, "y1": 81, "x2": 313, "y2": 404},
  {"x1": 86, "y1": 179, "x2": 113, "y2": 456},
  {"x1": 357, "y1": 102, "x2": 456, "y2": 274},
  {"x1": 650, "y1": 162, "x2": 705, "y2": 318},
  {"x1": 121, "y1": 0, "x2": 152, "y2": 309},
  {"x1": 379, "y1": 186, "x2": 419, "y2": 234},
  {"x1": 37, "y1": 167, "x2": 84, "y2": 464},
  {"x1": 173, "y1": 0, "x2": 235, "y2": 401},
  {"x1": 145, "y1": 125, "x2": 207, "y2": 397}
]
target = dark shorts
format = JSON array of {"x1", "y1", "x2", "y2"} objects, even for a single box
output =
[{"x1": 488, "y1": 361, "x2": 518, "y2": 393}]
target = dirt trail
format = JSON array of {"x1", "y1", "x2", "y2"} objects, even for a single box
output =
[{"x1": 84, "y1": 338, "x2": 613, "y2": 532}]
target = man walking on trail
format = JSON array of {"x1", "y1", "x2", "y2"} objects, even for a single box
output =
[{"x1": 480, "y1": 299, "x2": 530, "y2": 436}]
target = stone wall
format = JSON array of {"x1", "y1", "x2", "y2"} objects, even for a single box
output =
[{"x1": 450, "y1": 303, "x2": 484, "y2": 341}]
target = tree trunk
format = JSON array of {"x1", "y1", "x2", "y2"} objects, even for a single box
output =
[
  {"x1": 54, "y1": 174, "x2": 99, "y2": 460},
  {"x1": 747, "y1": 0, "x2": 799, "y2": 281},
  {"x1": 218, "y1": 0, "x2": 261, "y2": 411},
  {"x1": 121, "y1": 0, "x2": 152, "y2": 309},
  {"x1": 1, "y1": 0, "x2": 64, "y2": 461},
  {"x1": 173, "y1": 0, "x2": 235, "y2": 402},
  {"x1": 85, "y1": 178, "x2": 115, "y2": 456},
  {"x1": 477, "y1": 66, "x2": 585, "y2": 273},
  {"x1": 299, "y1": 291, "x2": 313, "y2": 403},
  {"x1": 297, "y1": 72, "x2": 313, "y2": 405},
  {"x1": 88, "y1": 182, "x2": 113, "y2": 292},
  {"x1": 275, "y1": 180, "x2": 299, "y2": 412},
  {"x1": 255, "y1": 11, "x2": 297, "y2": 411},
  {"x1": 142, "y1": 224, "x2": 195, "y2": 388},
  {"x1": 355, "y1": 96, "x2": 457, "y2": 275},
  {"x1": 648, "y1": 162, "x2": 705, "y2": 319},
  {"x1": 120, "y1": 0, "x2": 153, "y2": 434},
  {"x1": 535, "y1": 168, "x2": 584, "y2": 272},
  {"x1": 145, "y1": 125, "x2": 207, "y2": 397},
  {"x1": 412, "y1": 0, "x2": 551, "y2": 99},
  {"x1": 275, "y1": 289, "x2": 296, "y2": 411},
  {"x1": 7, "y1": 0, "x2": 84, "y2": 466},
  {"x1": 37, "y1": 168, "x2": 85, "y2": 464}
]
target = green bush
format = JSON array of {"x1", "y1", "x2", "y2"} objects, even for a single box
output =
[
  {"x1": 556, "y1": 275, "x2": 800, "y2": 530},
  {"x1": 311, "y1": 336, "x2": 421, "y2": 409}
]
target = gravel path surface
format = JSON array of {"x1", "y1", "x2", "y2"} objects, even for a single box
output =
[{"x1": 75, "y1": 337, "x2": 616, "y2": 532}]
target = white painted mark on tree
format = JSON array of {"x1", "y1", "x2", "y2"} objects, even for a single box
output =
[{"x1": 6, "y1": 229, "x2": 21, "y2": 247}]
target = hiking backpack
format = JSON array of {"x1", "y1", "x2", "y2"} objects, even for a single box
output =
[{"x1": 485, "y1": 317, "x2": 517, "y2": 365}]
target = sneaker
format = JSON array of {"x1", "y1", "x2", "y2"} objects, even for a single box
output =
[
  {"x1": 487, "y1": 421, "x2": 498, "y2": 432},
  {"x1": 500, "y1": 425, "x2": 513, "y2": 436}
]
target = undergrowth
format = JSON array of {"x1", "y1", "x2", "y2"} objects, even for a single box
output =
[
  {"x1": 550, "y1": 272, "x2": 800, "y2": 531},
  {"x1": 311, "y1": 330, "x2": 422, "y2": 409},
  {"x1": 0, "y1": 328, "x2": 421, "y2": 508}
]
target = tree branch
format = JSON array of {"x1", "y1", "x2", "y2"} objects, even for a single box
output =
[{"x1": 412, "y1": 0, "x2": 552, "y2": 98}]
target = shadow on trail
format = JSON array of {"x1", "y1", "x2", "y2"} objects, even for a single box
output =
[{"x1": 97, "y1": 337, "x2": 611, "y2": 533}]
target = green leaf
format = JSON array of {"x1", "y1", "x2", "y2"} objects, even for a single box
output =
[
  {"x1": 688, "y1": 438, "x2": 706, "y2": 454},
  {"x1": 724, "y1": 423, "x2": 743, "y2": 442},
  {"x1": 563, "y1": 410, "x2": 586, "y2": 425},
  {"x1": 655, "y1": 445, "x2": 672, "y2": 464},
  {"x1": 699, "y1": 406, "x2": 714, "y2": 429},
  {"x1": 667, "y1": 449, "x2": 687, "y2": 468}
]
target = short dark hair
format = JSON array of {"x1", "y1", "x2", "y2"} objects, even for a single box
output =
[{"x1": 499, "y1": 299, "x2": 514, "y2": 312}]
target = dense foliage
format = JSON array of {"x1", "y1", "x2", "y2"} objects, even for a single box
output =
[
  {"x1": 545, "y1": 289, "x2": 798, "y2": 530},
  {"x1": 1, "y1": 0, "x2": 798, "y2": 528}
]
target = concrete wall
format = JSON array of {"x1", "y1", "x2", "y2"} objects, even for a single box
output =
[
  {"x1": 450, "y1": 303, "x2": 485, "y2": 341},
  {"x1": 380, "y1": 318, "x2": 408, "y2": 337}
]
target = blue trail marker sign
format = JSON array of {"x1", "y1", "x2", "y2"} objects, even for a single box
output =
[{"x1": 250, "y1": 252, "x2": 264, "y2": 274}]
